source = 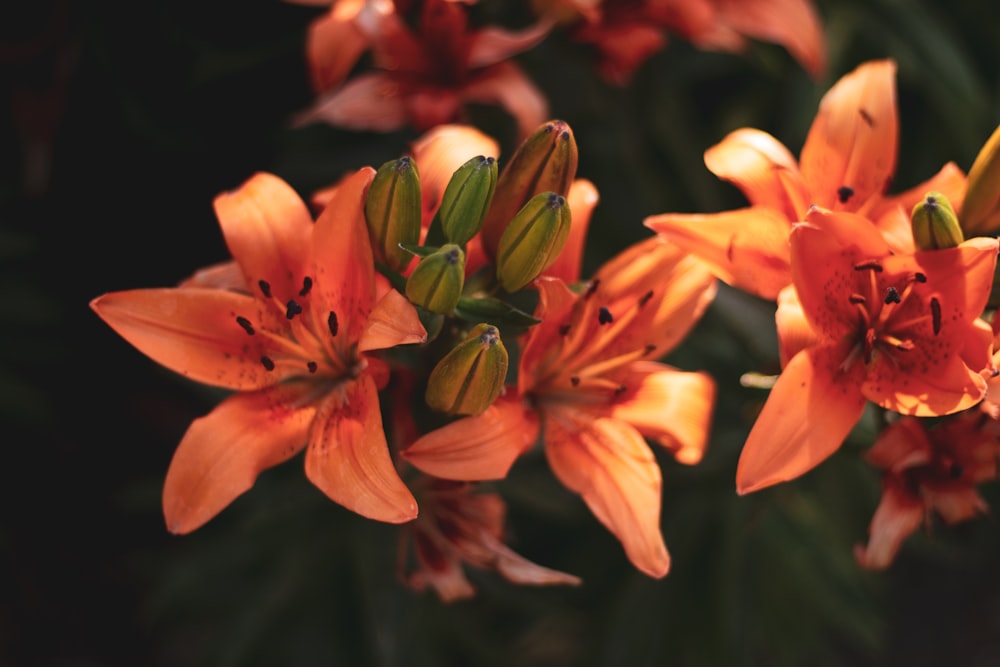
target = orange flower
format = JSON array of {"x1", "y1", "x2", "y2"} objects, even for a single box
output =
[
  {"x1": 542, "y1": 0, "x2": 826, "y2": 85},
  {"x1": 403, "y1": 237, "x2": 717, "y2": 577},
  {"x1": 736, "y1": 206, "x2": 997, "y2": 494},
  {"x1": 91, "y1": 170, "x2": 427, "y2": 533},
  {"x1": 646, "y1": 59, "x2": 966, "y2": 300},
  {"x1": 398, "y1": 479, "x2": 581, "y2": 602},
  {"x1": 297, "y1": 0, "x2": 551, "y2": 139},
  {"x1": 855, "y1": 413, "x2": 1000, "y2": 569}
]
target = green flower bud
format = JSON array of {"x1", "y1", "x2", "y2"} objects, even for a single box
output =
[
  {"x1": 405, "y1": 244, "x2": 465, "y2": 314},
  {"x1": 436, "y1": 155, "x2": 498, "y2": 246},
  {"x1": 481, "y1": 120, "x2": 578, "y2": 258},
  {"x1": 364, "y1": 156, "x2": 422, "y2": 272},
  {"x1": 425, "y1": 324, "x2": 508, "y2": 416},
  {"x1": 911, "y1": 192, "x2": 964, "y2": 250},
  {"x1": 962, "y1": 123, "x2": 1000, "y2": 235},
  {"x1": 496, "y1": 192, "x2": 571, "y2": 292}
]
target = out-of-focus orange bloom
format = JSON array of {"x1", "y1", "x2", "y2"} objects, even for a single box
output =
[
  {"x1": 297, "y1": 0, "x2": 551, "y2": 138},
  {"x1": 536, "y1": 0, "x2": 826, "y2": 85},
  {"x1": 646, "y1": 59, "x2": 966, "y2": 300},
  {"x1": 736, "y1": 206, "x2": 997, "y2": 494},
  {"x1": 855, "y1": 413, "x2": 1000, "y2": 569},
  {"x1": 91, "y1": 170, "x2": 427, "y2": 533},
  {"x1": 403, "y1": 237, "x2": 717, "y2": 577},
  {"x1": 399, "y1": 479, "x2": 581, "y2": 601}
]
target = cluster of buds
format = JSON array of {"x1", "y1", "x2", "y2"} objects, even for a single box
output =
[{"x1": 363, "y1": 120, "x2": 579, "y2": 417}]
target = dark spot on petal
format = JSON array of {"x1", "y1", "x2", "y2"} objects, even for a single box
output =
[
  {"x1": 235, "y1": 316, "x2": 255, "y2": 335},
  {"x1": 639, "y1": 290, "x2": 654, "y2": 307},
  {"x1": 307, "y1": 361, "x2": 318, "y2": 374},
  {"x1": 837, "y1": 186, "x2": 855, "y2": 203},
  {"x1": 570, "y1": 376, "x2": 580, "y2": 386},
  {"x1": 328, "y1": 311, "x2": 339, "y2": 337},
  {"x1": 258, "y1": 280, "x2": 272, "y2": 298},
  {"x1": 950, "y1": 463, "x2": 964, "y2": 479},
  {"x1": 859, "y1": 108, "x2": 875, "y2": 127},
  {"x1": 644, "y1": 344, "x2": 656, "y2": 355},
  {"x1": 614, "y1": 384, "x2": 628, "y2": 396},
  {"x1": 261, "y1": 356, "x2": 275, "y2": 371}
]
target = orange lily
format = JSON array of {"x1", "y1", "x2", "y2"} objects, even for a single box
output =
[
  {"x1": 855, "y1": 412, "x2": 1000, "y2": 569},
  {"x1": 91, "y1": 169, "x2": 427, "y2": 533},
  {"x1": 297, "y1": 0, "x2": 551, "y2": 139},
  {"x1": 646, "y1": 59, "x2": 966, "y2": 300},
  {"x1": 736, "y1": 206, "x2": 997, "y2": 494},
  {"x1": 398, "y1": 478, "x2": 581, "y2": 601},
  {"x1": 540, "y1": 0, "x2": 825, "y2": 84},
  {"x1": 403, "y1": 237, "x2": 717, "y2": 577}
]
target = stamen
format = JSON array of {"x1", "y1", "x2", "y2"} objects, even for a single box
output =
[
  {"x1": 598, "y1": 307, "x2": 614, "y2": 325},
  {"x1": 307, "y1": 361, "x2": 318, "y2": 374},
  {"x1": 327, "y1": 311, "x2": 339, "y2": 337},
  {"x1": 930, "y1": 297, "x2": 942, "y2": 335},
  {"x1": 614, "y1": 385, "x2": 628, "y2": 396},
  {"x1": 638, "y1": 290, "x2": 654, "y2": 307},
  {"x1": 258, "y1": 280, "x2": 272, "y2": 298},
  {"x1": 884, "y1": 287, "x2": 901, "y2": 304},
  {"x1": 286, "y1": 299, "x2": 303, "y2": 320},
  {"x1": 570, "y1": 376, "x2": 580, "y2": 386},
  {"x1": 260, "y1": 355, "x2": 275, "y2": 371},
  {"x1": 583, "y1": 279, "x2": 600, "y2": 300},
  {"x1": 849, "y1": 294, "x2": 866, "y2": 304},
  {"x1": 914, "y1": 272, "x2": 927, "y2": 283},
  {"x1": 837, "y1": 186, "x2": 854, "y2": 203},
  {"x1": 299, "y1": 276, "x2": 313, "y2": 297},
  {"x1": 853, "y1": 260, "x2": 884, "y2": 272},
  {"x1": 235, "y1": 316, "x2": 255, "y2": 335}
]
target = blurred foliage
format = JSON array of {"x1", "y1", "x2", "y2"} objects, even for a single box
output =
[{"x1": 6, "y1": 0, "x2": 1000, "y2": 665}]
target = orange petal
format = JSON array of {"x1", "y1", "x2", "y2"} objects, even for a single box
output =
[
  {"x1": 645, "y1": 206, "x2": 790, "y2": 300},
  {"x1": 403, "y1": 396, "x2": 540, "y2": 480},
  {"x1": 543, "y1": 178, "x2": 598, "y2": 285},
  {"x1": 463, "y1": 61, "x2": 549, "y2": 140},
  {"x1": 359, "y1": 287, "x2": 427, "y2": 351},
  {"x1": 924, "y1": 484, "x2": 988, "y2": 524},
  {"x1": 518, "y1": 277, "x2": 580, "y2": 395},
  {"x1": 295, "y1": 73, "x2": 409, "y2": 132},
  {"x1": 871, "y1": 161, "x2": 967, "y2": 224},
  {"x1": 90, "y1": 288, "x2": 300, "y2": 390},
  {"x1": 799, "y1": 60, "x2": 898, "y2": 211},
  {"x1": 704, "y1": 128, "x2": 807, "y2": 220},
  {"x1": 608, "y1": 361, "x2": 715, "y2": 465},
  {"x1": 713, "y1": 0, "x2": 827, "y2": 78},
  {"x1": 308, "y1": 167, "x2": 377, "y2": 347},
  {"x1": 213, "y1": 172, "x2": 314, "y2": 305},
  {"x1": 162, "y1": 382, "x2": 316, "y2": 534},
  {"x1": 482, "y1": 533, "x2": 582, "y2": 588},
  {"x1": 736, "y1": 344, "x2": 867, "y2": 494},
  {"x1": 774, "y1": 284, "x2": 822, "y2": 367},
  {"x1": 544, "y1": 409, "x2": 670, "y2": 578},
  {"x1": 863, "y1": 348, "x2": 988, "y2": 417},
  {"x1": 179, "y1": 260, "x2": 247, "y2": 291},
  {"x1": 305, "y1": 0, "x2": 378, "y2": 92},
  {"x1": 304, "y1": 373, "x2": 417, "y2": 523},
  {"x1": 854, "y1": 477, "x2": 924, "y2": 569},
  {"x1": 468, "y1": 19, "x2": 552, "y2": 68},
  {"x1": 863, "y1": 417, "x2": 933, "y2": 472}
]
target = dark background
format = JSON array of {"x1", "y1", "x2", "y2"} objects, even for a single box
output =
[{"x1": 6, "y1": 1, "x2": 1000, "y2": 665}]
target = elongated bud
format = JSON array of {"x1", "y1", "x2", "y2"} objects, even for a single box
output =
[
  {"x1": 365, "y1": 157, "x2": 422, "y2": 272},
  {"x1": 435, "y1": 155, "x2": 498, "y2": 246},
  {"x1": 911, "y1": 192, "x2": 964, "y2": 250},
  {"x1": 405, "y1": 244, "x2": 465, "y2": 313},
  {"x1": 962, "y1": 123, "x2": 1000, "y2": 235},
  {"x1": 481, "y1": 120, "x2": 578, "y2": 258},
  {"x1": 496, "y1": 192, "x2": 571, "y2": 292},
  {"x1": 425, "y1": 324, "x2": 508, "y2": 415}
]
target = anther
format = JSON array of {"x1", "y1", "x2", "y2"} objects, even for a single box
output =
[
  {"x1": 884, "y1": 287, "x2": 901, "y2": 304},
  {"x1": 643, "y1": 344, "x2": 656, "y2": 355},
  {"x1": 598, "y1": 307, "x2": 614, "y2": 325},
  {"x1": 914, "y1": 272, "x2": 927, "y2": 283},
  {"x1": 837, "y1": 186, "x2": 854, "y2": 203},
  {"x1": 570, "y1": 376, "x2": 580, "y2": 386},
  {"x1": 307, "y1": 361, "x2": 318, "y2": 374},
  {"x1": 638, "y1": 290, "x2": 654, "y2": 307},
  {"x1": 559, "y1": 324, "x2": 571, "y2": 336},
  {"x1": 327, "y1": 311, "x2": 339, "y2": 337},
  {"x1": 235, "y1": 316, "x2": 255, "y2": 335},
  {"x1": 849, "y1": 294, "x2": 866, "y2": 304},
  {"x1": 853, "y1": 260, "x2": 884, "y2": 272},
  {"x1": 299, "y1": 276, "x2": 313, "y2": 297},
  {"x1": 258, "y1": 280, "x2": 272, "y2": 298},
  {"x1": 260, "y1": 355, "x2": 275, "y2": 371},
  {"x1": 930, "y1": 297, "x2": 942, "y2": 335},
  {"x1": 583, "y1": 279, "x2": 600, "y2": 300},
  {"x1": 285, "y1": 299, "x2": 303, "y2": 319}
]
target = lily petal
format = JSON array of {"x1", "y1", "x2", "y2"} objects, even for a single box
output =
[
  {"x1": 90, "y1": 288, "x2": 299, "y2": 390},
  {"x1": 736, "y1": 344, "x2": 867, "y2": 494},
  {"x1": 304, "y1": 373, "x2": 417, "y2": 523},
  {"x1": 179, "y1": 260, "x2": 247, "y2": 291},
  {"x1": 799, "y1": 60, "x2": 898, "y2": 211},
  {"x1": 463, "y1": 61, "x2": 549, "y2": 140},
  {"x1": 712, "y1": 0, "x2": 827, "y2": 78},
  {"x1": 519, "y1": 277, "x2": 580, "y2": 395},
  {"x1": 359, "y1": 287, "x2": 427, "y2": 351},
  {"x1": 863, "y1": 346, "x2": 988, "y2": 416},
  {"x1": 609, "y1": 361, "x2": 716, "y2": 465},
  {"x1": 468, "y1": 19, "x2": 552, "y2": 68},
  {"x1": 775, "y1": 284, "x2": 822, "y2": 367},
  {"x1": 305, "y1": 0, "x2": 379, "y2": 92},
  {"x1": 545, "y1": 409, "x2": 670, "y2": 578},
  {"x1": 403, "y1": 396, "x2": 540, "y2": 480},
  {"x1": 483, "y1": 533, "x2": 582, "y2": 588},
  {"x1": 544, "y1": 178, "x2": 598, "y2": 285},
  {"x1": 295, "y1": 73, "x2": 409, "y2": 132},
  {"x1": 162, "y1": 382, "x2": 316, "y2": 533},
  {"x1": 213, "y1": 173, "x2": 314, "y2": 304},
  {"x1": 854, "y1": 477, "x2": 924, "y2": 569},
  {"x1": 645, "y1": 206, "x2": 789, "y2": 300}
]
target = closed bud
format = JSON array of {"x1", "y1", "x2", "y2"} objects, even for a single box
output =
[
  {"x1": 911, "y1": 192, "x2": 964, "y2": 250},
  {"x1": 405, "y1": 244, "x2": 465, "y2": 313},
  {"x1": 962, "y1": 123, "x2": 1000, "y2": 235},
  {"x1": 496, "y1": 192, "x2": 571, "y2": 292},
  {"x1": 481, "y1": 120, "x2": 578, "y2": 258},
  {"x1": 425, "y1": 324, "x2": 508, "y2": 415},
  {"x1": 365, "y1": 156, "x2": 422, "y2": 272},
  {"x1": 436, "y1": 155, "x2": 498, "y2": 246}
]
